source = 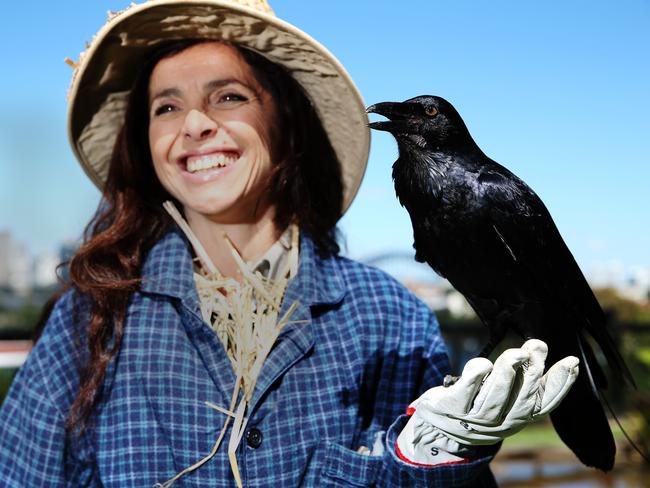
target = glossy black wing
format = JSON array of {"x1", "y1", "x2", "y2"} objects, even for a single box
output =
[{"x1": 477, "y1": 163, "x2": 633, "y2": 385}]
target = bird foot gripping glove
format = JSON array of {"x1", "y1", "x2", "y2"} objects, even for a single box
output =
[{"x1": 396, "y1": 339, "x2": 579, "y2": 466}]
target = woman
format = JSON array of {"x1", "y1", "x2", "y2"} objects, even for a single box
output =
[{"x1": 0, "y1": 1, "x2": 577, "y2": 486}]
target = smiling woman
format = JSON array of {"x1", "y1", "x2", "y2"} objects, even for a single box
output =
[{"x1": 0, "y1": 1, "x2": 559, "y2": 487}]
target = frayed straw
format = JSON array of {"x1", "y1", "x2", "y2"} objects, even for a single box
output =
[{"x1": 158, "y1": 201, "x2": 300, "y2": 488}]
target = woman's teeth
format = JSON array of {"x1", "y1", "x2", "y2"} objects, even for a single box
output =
[{"x1": 186, "y1": 153, "x2": 238, "y2": 173}]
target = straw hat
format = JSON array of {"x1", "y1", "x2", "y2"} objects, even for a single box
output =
[{"x1": 67, "y1": 0, "x2": 370, "y2": 213}]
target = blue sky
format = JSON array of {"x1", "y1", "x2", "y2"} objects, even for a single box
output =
[{"x1": 0, "y1": 0, "x2": 648, "y2": 282}]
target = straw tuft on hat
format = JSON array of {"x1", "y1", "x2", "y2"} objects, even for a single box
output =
[{"x1": 67, "y1": 0, "x2": 369, "y2": 213}]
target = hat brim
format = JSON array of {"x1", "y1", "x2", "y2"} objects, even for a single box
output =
[{"x1": 67, "y1": 0, "x2": 370, "y2": 214}]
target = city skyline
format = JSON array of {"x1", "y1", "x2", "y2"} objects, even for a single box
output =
[
  {"x1": 1, "y1": 227, "x2": 648, "y2": 301},
  {"x1": 1, "y1": 1, "x2": 648, "y2": 281}
]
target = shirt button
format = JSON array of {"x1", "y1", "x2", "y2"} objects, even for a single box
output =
[{"x1": 246, "y1": 427, "x2": 263, "y2": 449}]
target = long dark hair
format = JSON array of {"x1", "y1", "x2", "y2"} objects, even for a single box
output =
[{"x1": 65, "y1": 39, "x2": 343, "y2": 432}]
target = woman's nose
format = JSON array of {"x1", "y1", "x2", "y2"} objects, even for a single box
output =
[{"x1": 182, "y1": 108, "x2": 218, "y2": 140}]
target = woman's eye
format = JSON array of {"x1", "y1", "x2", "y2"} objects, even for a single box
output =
[
  {"x1": 153, "y1": 104, "x2": 177, "y2": 117},
  {"x1": 215, "y1": 92, "x2": 249, "y2": 104}
]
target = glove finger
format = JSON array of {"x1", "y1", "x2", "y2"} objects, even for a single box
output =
[
  {"x1": 442, "y1": 357, "x2": 494, "y2": 413},
  {"x1": 468, "y1": 346, "x2": 530, "y2": 423},
  {"x1": 502, "y1": 339, "x2": 548, "y2": 423},
  {"x1": 411, "y1": 357, "x2": 493, "y2": 415},
  {"x1": 447, "y1": 358, "x2": 494, "y2": 414},
  {"x1": 534, "y1": 355, "x2": 580, "y2": 417}
]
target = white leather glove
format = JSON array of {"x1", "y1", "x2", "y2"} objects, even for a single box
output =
[{"x1": 396, "y1": 339, "x2": 579, "y2": 466}]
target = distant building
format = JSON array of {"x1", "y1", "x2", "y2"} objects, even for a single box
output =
[
  {"x1": 403, "y1": 280, "x2": 475, "y2": 317},
  {"x1": 0, "y1": 230, "x2": 33, "y2": 293},
  {"x1": 0, "y1": 231, "x2": 9, "y2": 286},
  {"x1": 589, "y1": 262, "x2": 650, "y2": 304},
  {"x1": 403, "y1": 280, "x2": 448, "y2": 310},
  {"x1": 34, "y1": 251, "x2": 60, "y2": 288},
  {"x1": 446, "y1": 290, "x2": 475, "y2": 318},
  {"x1": 57, "y1": 240, "x2": 79, "y2": 283},
  {"x1": 617, "y1": 267, "x2": 650, "y2": 303}
]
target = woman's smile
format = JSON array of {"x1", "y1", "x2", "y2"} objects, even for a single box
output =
[
  {"x1": 183, "y1": 151, "x2": 239, "y2": 173},
  {"x1": 176, "y1": 147, "x2": 242, "y2": 184}
]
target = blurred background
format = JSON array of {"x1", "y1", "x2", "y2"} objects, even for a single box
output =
[{"x1": 1, "y1": 1, "x2": 648, "y2": 485}]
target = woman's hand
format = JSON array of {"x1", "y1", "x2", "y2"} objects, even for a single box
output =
[{"x1": 396, "y1": 339, "x2": 579, "y2": 466}]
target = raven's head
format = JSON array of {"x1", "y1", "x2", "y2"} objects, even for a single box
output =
[{"x1": 367, "y1": 95, "x2": 472, "y2": 151}]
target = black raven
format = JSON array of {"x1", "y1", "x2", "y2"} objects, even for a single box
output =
[{"x1": 367, "y1": 95, "x2": 634, "y2": 471}]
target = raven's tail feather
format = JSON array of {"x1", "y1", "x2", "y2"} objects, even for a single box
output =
[
  {"x1": 584, "y1": 315, "x2": 636, "y2": 388},
  {"x1": 549, "y1": 365, "x2": 615, "y2": 471},
  {"x1": 548, "y1": 332, "x2": 615, "y2": 471}
]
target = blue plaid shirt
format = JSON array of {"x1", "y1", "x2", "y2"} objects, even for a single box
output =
[{"x1": 0, "y1": 229, "x2": 498, "y2": 486}]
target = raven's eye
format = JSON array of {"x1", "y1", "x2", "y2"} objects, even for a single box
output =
[{"x1": 425, "y1": 106, "x2": 438, "y2": 117}]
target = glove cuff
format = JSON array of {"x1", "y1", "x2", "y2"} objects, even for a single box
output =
[
  {"x1": 396, "y1": 410, "x2": 471, "y2": 467},
  {"x1": 395, "y1": 439, "x2": 470, "y2": 467}
]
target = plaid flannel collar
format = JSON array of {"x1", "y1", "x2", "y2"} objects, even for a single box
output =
[{"x1": 139, "y1": 226, "x2": 346, "y2": 308}]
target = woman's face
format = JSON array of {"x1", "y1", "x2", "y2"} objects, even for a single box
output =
[{"x1": 148, "y1": 42, "x2": 277, "y2": 223}]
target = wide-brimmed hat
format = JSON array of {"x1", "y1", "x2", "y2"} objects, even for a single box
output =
[{"x1": 67, "y1": 0, "x2": 369, "y2": 213}]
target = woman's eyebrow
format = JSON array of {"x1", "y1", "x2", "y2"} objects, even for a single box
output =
[
  {"x1": 149, "y1": 87, "x2": 181, "y2": 105},
  {"x1": 205, "y1": 78, "x2": 255, "y2": 93}
]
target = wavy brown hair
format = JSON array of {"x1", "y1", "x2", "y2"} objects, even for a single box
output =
[{"x1": 64, "y1": 40, "x2": 343, "y2": 433}]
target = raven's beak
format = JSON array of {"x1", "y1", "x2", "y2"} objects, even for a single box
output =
[{"x1": 366, "y1": 101, "x2": 411, "y2": 133}]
